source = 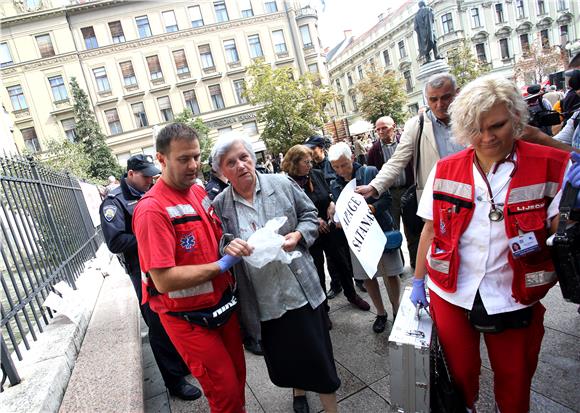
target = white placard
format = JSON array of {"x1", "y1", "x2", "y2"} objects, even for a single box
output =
[
  {"x1": 334, "y1": 179, "x2": 386, "y2": 278},
  {"x1": 80, "y1": 181, "x2": 103, "y2": 228}
]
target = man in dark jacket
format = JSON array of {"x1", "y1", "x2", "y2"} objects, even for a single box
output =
[{"x1": 99, "y1": 154, "x2": 201, "y2": 400}]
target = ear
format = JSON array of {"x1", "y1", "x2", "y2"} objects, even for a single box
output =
[{"x1": 156, "y1": 152, "x2": 166, "y2": 168}]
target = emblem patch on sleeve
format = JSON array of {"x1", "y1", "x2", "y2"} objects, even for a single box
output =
[{"x1": 103, "y1": 205, "x2": 117, "y2": 222}]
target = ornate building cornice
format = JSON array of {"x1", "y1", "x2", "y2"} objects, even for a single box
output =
[{"x1": 1, "y1": 52, "x2": 79, "y2": 76}]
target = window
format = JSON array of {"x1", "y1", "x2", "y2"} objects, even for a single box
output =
[
  {"x1": 347, "y1": 72, "x2": 353, "y2": 86},
  {"x1": 382, "y1": 49, "x2": 391, "y2": 66},
  {"x1": 81, "y1": 26, "x2": 98, "y2": 49},
  {"x1": 223, "y1": 39, "x2": 240, "y2": 63},
  {"x1": 48, "y1": 75, "x2": 67, "y2": 101},
  {"x1": 183, "y1": 90, "x2": 200, "y2": 115},
  {"x1": 209, "y1": 84, "x2": 225, "y2": 109},
  {"x1": 499, "y1": 38, "x2": 510, "y2": 60},
  {"x1": 350, "y1": 92, "x2": 358, "y2": 111},
  {"x1": 93, "y1": 67, "x2": 110, "y2": 92},
  {"x1": 248, "y1": 34, "x2": 263, "y2": 58},
  {"x1": 495, "y1": 4, "x2": 504, "y2": 23},
  {"x1": 131, "y1": 102, "x2": 148, "y2": 127},
  {"x1": 233, "y1": 79, "x2": 247, "y2": 104},
  {"x1": 105, "y1": 109, "x2": 122, "y2": 134},
  {"x1": 61, "y1": 118, "x2": 76, "y2": 142},
  {"x1": 120, "y1": 61, "x2": 137, "y2": 86},
  {"x1": 108, "y1": 21, "x2": 125, "y2": 43},
  {"x1": 471, "y1": 8, "x2": 481, "y2": 28},
  {"x1": 162, "y1": 10, "x2": 179, "y2": 33},
  {"x1": 199, "y1": 45, "x2": 214, "y2": 69},
  {"x1": 308, "y1": 63, "x2": 319, "y2": 73},
  {"x1": 520, "y1": 33, "x2": 530, "y2": 54},
  {"x1": 475, "y1": 43, "x2": 487, "y2": 63},
  {"x1": 398, "y1": 40, "x2": 407, "y2": 58},
  {"x1": 537, "y1": 0, "x2": 545, "y2": 14},
  {"x1": 146, "y1": 55, "x2": 163, "y2": 80},
  {"x1": 540, "y1": 29, "x2": 549, "y2": 48},
  {"x1": 340, "y1": 99, "x2": 346, "y2": 114},
  {"x1": 561, "y1": 25, "x2": 569, "y2": 44},
  {"x1": 357, "y1": 65, "x2": 363, "y2": 79},
  {"x1": 218, "y1": 126, "x2": 232, "y2": 136},
  {"x1": 408, "y1": 103, "x2": 419, "y2": 116},
  {"x1": 272, "y1": 30, "x2": 287, "y2": 54},
  {"x1": 136, "y1": 16, "x2": 152, "y2": 38},
  {"x1": 25, "y1": 0, "x2": 40, "y2": 9},
  {"x1": 335, "y1": 79, "x2": 342, "y2": 92},
  {"x1": 157, "y1": 96, "x2": 174, "y2": 121},
  {"x1": 36, "y1": 34, "x2": 55, "y2": 58},
  {"x1": 240, "y1": 0, "x2": 253, "y2": 17},
  {"x1": 21, "y1": 127, "x2": 40, "y2": 153},
  {"x1": 515, "y1": 0, "x2": 525, "y2": 19},
  {"x1": 1, "y1": 43, "x2": 12, "y2": 66},
  {"x1": 7, "y1": 85, "x2": 27, "y2": 111},
  {"x1": 558, "y1": 0, "x2": 567, "y2": 11},
  {"x1": 172, "y1": 49, "x2": 189, "y2": 74},
  {"x1": 264, "y1": 1, "x2": 277, "y2": 13},
  {"x1": 243, "y1": 121, "x2": 258, "y2": 136},
  {"x1": 189, "y1": 5, "x2": 204, "y2": 27},
  {"x1": 214, "y1": 1, "x2": 229, "y2": 22},
  {"x1": 368, "y1": 57, "x2": 375, "y2": 70},
  {"x1": 441, "y1": 13, "x2": 453, "y2": 34},
  {"x1": 403, "y1": 70, "x2": 412, "y2": 93},
  {"x1": 300, "y1": 25, "x2": 312, "y2": 48}
]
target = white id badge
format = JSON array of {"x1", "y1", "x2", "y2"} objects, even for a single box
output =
[{"x1": 508, "y1": 232, "x2": 540, "y2": 258}]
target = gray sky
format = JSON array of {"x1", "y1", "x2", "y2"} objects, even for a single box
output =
[{"x1": 312, "y1": 0, "x2": 413, "y2": 48}]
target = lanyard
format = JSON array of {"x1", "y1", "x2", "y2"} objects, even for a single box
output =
[{"x1": 473, "y1": 146, "x2": 517, "y2": 222}]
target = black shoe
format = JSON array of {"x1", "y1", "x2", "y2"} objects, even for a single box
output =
[
  {"x1": 293, "y1": 394, "x2": 310, "y2": 413},
  {"x1": 168, "y1": 379, "x2": 202, "y2": 401},
  {"x1": 372, "y1": 314, "x2": 388, "y2": 333},
  {"x1": 244, "y1": 338, "x2": 264, "y2": 356},
  {"x1": 348, "y1": 294, "x2": 370, "y2": 311},
  {"x1": 355, "y1": 280, "x2": 367, "y2": 293},
  {"x1": 326, "y1": 287, "x2": 342, "y2": 300}
]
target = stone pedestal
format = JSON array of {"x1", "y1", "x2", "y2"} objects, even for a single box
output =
[{"x1": 416, "y1": 59, "x2": 450, "y2": 84}]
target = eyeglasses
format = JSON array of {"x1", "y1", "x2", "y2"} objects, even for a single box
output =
[{"x1": 301, "y1": 159, "x2": 313, "y2": 165}]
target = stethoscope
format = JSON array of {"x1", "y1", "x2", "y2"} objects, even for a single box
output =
[{"x1": 473, "y1": 145, "x2": 518, "y2": 222}]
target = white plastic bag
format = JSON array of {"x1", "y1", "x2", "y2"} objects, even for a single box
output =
[{"x1": 243, "y1": 216, "x2": 302, "y2": 268}]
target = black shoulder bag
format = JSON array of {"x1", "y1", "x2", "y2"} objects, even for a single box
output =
[
  {"x1": 550, "y1": 183, "x2": 580, "y2": 304},
  {"x1": 400, "y1": 113, "x2": 426, "y2": 236},
  {"x1": 430, "y1": 332, "x2": 465, "y2": 413}
]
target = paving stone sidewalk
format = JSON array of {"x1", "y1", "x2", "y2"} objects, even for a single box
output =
[{"x1": 141, "y1": 267, "x2": 579, "y2": 413}]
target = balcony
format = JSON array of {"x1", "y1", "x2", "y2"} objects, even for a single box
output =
[{"x1": 296, "y1": 6, "x2": 317, "y2": 19}]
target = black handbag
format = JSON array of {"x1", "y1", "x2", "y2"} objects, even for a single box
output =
[
  {"x1": 550, "y1": 183, "x2": 580, "y2": 304},
  {"x1": 401, "y1": 114, "x2": 426, "y2": 238},
  {"x1": 430, "y1": 332, "x2": 465, "y2": 413}
]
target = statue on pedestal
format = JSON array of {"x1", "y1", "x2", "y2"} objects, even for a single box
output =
[{"x1": 414, "y1": 1, "x2": 441, "y2": 63}]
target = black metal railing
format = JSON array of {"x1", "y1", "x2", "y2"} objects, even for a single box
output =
[{"x1": 0, "y1": 154, "x2": 102, "y2": 392}]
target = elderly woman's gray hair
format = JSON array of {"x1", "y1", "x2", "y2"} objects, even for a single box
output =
[
  {"x1": 448, "y1": 74, "x2": 529, "y2": 146},
  {"x1": 211, "y1": 132, "x2": 257, "y2": 174},
  {"x1": 327, "y1": 142, "x2": 352, "y2": 162}
]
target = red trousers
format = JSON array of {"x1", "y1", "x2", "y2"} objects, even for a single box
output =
[
  {"x1": 430, "y1": 290, "x2": 545, "y2": 413},
  {"x1": 159, "y1": 312, "x2": 246, "y2": 413}
]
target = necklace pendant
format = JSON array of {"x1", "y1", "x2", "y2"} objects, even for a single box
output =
[{"x1": 489, "y1": 208, "x2": 504, "y2": 222}]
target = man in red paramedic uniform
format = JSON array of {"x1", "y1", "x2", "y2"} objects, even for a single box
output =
[{"x1": 133, "y1": 123, "x2": 245, "y2": 413}]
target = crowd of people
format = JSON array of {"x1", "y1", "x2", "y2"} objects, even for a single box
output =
[{"x1": 99, "y1": 52, "x2": 580, "y2": 412}]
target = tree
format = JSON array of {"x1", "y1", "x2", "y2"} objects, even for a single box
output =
[
  {"x1": 69, "y1": 77, "x2": 123, "y2": 182},
  {"x1": 513, "y1": 40, "x2": 567, "y2": 85},
  {"x1": 447, "y1": 40, "x2": 490, "y2": 88},
  {"x1": 174, "y1": 109, "x2": 212, "y2": 174},
  {"x1": 244, "y1": 62, "x2": 334, "y2": 154},
  {"x1": 355, "y1": 69, "x2": 407, "y2": 125},
  {"x1": 42, "y1": 138, "x2": 94, "y2": 182}
]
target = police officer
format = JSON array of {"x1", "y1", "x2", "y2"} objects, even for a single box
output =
[
  {"x1": 205, "y1": 158, "x2": 229, "y2": 201},
  {"x1": 99, "y1": 154, "x2": 201, "y2": 400}
]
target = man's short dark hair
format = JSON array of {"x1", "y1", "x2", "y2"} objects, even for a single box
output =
[{"x1": 156, "y1": 123, "x2": 199, "y2": 155}]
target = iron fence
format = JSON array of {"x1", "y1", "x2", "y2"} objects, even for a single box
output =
[{"x1": 0, "y1": 154, "x2": 102, "y2": 392}]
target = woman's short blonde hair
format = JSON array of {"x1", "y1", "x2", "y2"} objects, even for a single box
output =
[
  {"x1": 281, "y1": 145, "x2": 312, "y2": 176},
  {"x1": 448, "y1": 74, "x2": 529, "y2": 146}
]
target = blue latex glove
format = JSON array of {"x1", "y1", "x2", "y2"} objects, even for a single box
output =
[
  {"x1": 409, "y1": 278, "x2": 429, "y2": 308},
  {"x1": 217, "y1": 255, "x2": 242, "y2": 273},
  {"x1": 564, "y1": 152, "x2": 580, "y2": 208}
]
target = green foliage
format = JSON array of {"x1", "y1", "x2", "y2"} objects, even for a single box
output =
[
  {"x1": 244, "y1": 62, "x2": 335, "y2": 154},
  {"x1": 42, "y1": 139, "x2": 94, "y2": 182},
  {"x1": 513, "y1": 40, "x2": 566, "y2": 85},
  {"x1": 174, "y1": 109, "x2": 212, "y2": 173},
  {"x1": 447, "y1": 40, "x2": 490, "y2": 88},
  {"x1": 355, "y1": 69, "x2": 407, "y2": 125},
  {"x1": 69, "y1": 77, "x2": 123, "y2": 182}
]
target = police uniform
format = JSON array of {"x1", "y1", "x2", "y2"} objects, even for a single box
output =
[
  {"x1": 205, "y1": 173, "x2": 229, "y2": 201},
  {"x1": 99, "y1": 159, "x2": 193, "y2": 394}
]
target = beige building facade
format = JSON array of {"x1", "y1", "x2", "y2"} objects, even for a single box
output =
[
  {"x1": 0, "y1": 0, "x2": 328, "y2": 164},
  {"x1": 326, "y1": 0, "x2": 580, "y2": 122}
]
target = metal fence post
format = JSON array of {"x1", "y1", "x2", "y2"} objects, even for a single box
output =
[
  {"x1": 66, "y1": 173, "x2": 97, "y2": 257},
  {"x1": 0, "y1": 335, "x2": 20, "y2": 390},
  {"x1": 28, "y1": 157, "x2": 77, "y2": 290}
]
